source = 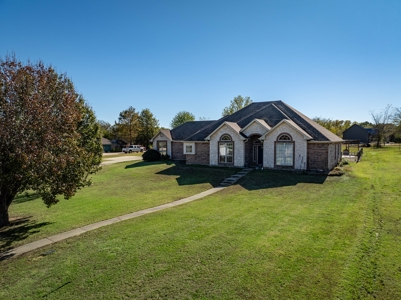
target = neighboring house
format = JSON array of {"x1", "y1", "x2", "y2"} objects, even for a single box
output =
[
  {"x1": 102, "y1": 137, "x2": 112, "y2": 152},
  {"x1": 342, "y1": 124, "x2": 375, "y2": 144},
  {"x1": 110, "y1": 139, "x2": 127, "y2": 151},
  {"x1": 151, "y1": 101, "x2": 343, "y2": 172}
]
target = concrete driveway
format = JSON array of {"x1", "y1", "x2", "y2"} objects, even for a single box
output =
[{"x1": 101, "y1": 154, "x2": 142, "y2": 165}]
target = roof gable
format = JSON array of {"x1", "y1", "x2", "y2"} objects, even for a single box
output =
[
  {"x1": 262, "y1": 119, "x2": 313, "y2": 140},
  {"x1": 240, "y1": 118, "x2": 271, "y2": 136},
  {"x1": 205, "y1": 121, "x2": 246, "y2": 141},
  {"x1": 150, "y1": 128, "x2": 172, "y2": 142}
]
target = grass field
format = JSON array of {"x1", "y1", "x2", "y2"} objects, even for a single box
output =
[
  {"x1": 1, "y1": 160, "x2": 239, "y2": 251},
  {"x1": 1, "y1": 147, "x2": 401, "y2": 299}
]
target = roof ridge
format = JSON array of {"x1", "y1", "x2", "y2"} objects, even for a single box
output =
[
  {"x1": 233, "y1": 102, "x2": 274, "y2": 126},
  {"x1": 271, "y1": 103, "x2": 291, "y2": 120}
]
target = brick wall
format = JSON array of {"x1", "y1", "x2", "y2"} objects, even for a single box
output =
[
  {"x1": 171, "y1": 142, "x2": 185, "y2": 160},
  {"x1": 307, "y1": 143, "x2": 329, "y2": 171},
  {"x1": 328, "y1": 142, "x2": 343, "y2": 170},
  {"x1": 186, "y1": 143, "x2": 210, "y2": 165}
]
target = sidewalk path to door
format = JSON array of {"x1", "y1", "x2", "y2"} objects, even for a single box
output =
[
  {"x1": 1, "y1": 186, "x2": 226, "y2": 260},
  {"x1": 0, "y1": 168, "x2": 253, "y2": 260}
]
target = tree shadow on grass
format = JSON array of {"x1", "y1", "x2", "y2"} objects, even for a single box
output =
[
  {"x1": 156, "y1": 164, "x2": 240, "y2": 187},
  {"x1": 0, "y1": 216, "x2": 53, "y2": 255},
  {"x1": 238, "y1": 170, "x2": 328, "y2": 191},
  {"x1": 127, "y1": 161, "x2": 327, "y2": 190},
  {"x1": 13, "y1": 192, "x2": 41, "y2": 205}
]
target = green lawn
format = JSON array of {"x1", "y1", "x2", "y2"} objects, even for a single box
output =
[
  {"x1": 1, "y1": 147, "x2": 401, "y2": 299},
  {"x1": 1, "y1": 160, "x2": 239, "y2": 250}
]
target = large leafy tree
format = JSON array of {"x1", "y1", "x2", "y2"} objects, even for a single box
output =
[
  {"x1": 137, "y1": 108, "x2": 159, "y2": 148},
  {"x1": 0, "y1": 55, "x2": 102, "y2": 227},
  {"x1": 170, "y1": 111, "x2": 195, "y2": 129},
  {"x1": 117, "y1": 106, "x2": 138, "y2": 144},
  {"x1": 222, "y1": 95, "x2": 252, "y2": 117}
]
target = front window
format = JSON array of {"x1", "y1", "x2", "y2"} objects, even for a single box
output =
[
  {"x1": 184, "y1": 142, "x2": 195, "y2": 154},
  {"x1": 275, "y1": 134, "x2": 293, "y2": 166},
  {"x1": 157, "y1": 141, "x2": 167, "y2": 155},
  {"x1": 219, "y1": 134, "x2": 233, "y2": 163}
]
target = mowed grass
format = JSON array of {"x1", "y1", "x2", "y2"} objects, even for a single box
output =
[
  {"x1": 1, "y1": 160, "x2": 239, "y2": 250},
  {"x1": 1, "y1": 147, "x2": 401, "y2": 299}
]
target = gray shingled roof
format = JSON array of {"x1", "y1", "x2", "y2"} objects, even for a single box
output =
[
  {"x1": 101, "y1": 137, "x2": 112, "y2": 145},
  {"x1": 160, "y1": 128, "x2": 172, "y2": 140},
  {"x1": 170, "y1": 121, "x2": 216, "y2": 140},
  {"x1": 169, "y1": 101, "x2": 343, "y2": 142}
]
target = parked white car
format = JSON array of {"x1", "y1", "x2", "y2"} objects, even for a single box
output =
[{"x1": 122, "y1": 145, "x2": 145, "y2": 153}]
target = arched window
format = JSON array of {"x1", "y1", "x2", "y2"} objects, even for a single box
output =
[
  {"x1": 220, "y1": 134, "x2": 232, "y2": 141},
  {"x1": 219, "y1": 134, "x2": 233, "y2": 163},
  {"x1": 275, "y1": 133, "x2": 294, "y2": 167},
  {"x1": 277, "y1": 134, "x2": 292, "y2": 141}
]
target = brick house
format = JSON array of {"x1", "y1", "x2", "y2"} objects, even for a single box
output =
[{"x1": 151, "y1": 101, "x2": 343, "y2": 172}]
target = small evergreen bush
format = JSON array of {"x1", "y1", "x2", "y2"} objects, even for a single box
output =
[
  {"x1": 142, "y1": 149, "x2": 161, "y2": 161},
  {"x1": 161, "y1": 154, "x2": 170, "y2": 160}
]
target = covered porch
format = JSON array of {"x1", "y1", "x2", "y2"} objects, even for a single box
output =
[{"x1": 244, "y1": 134, "x2": 263, "y2": 168}]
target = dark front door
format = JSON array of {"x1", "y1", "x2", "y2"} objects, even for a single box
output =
[{"x1": 257, "y1": 145, "x2": 263, "y2": 165}]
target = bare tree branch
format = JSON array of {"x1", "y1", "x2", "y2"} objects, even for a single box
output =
[{"x1": 370, "y1": 104, "x2": 394, "y2": 147}]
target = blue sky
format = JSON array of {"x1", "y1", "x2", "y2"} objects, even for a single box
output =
[{"x1": 1, "y1": 0, "x2": 400, "y2": 128}]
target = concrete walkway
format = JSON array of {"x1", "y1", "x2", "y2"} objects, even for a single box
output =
[
  {"x1": 220, "y1": 168, "x2": 253, "y2": 186},
  {"x1": 1, "y1": 186, "x2": 226, "y2": 259},
  {"x1": 1, "y1": 167, "x2": 253, "y2": 260}
]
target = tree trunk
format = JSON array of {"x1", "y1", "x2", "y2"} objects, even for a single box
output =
[
  {"x1": 0, "y1": 187, "x2": 19, "y2": 228},
  {"x1": 376, "y1": 132, "x2": 381, "y2": 148},
  {"x1": 0, "y1": 196, "x2": 10, "y2": 227}
]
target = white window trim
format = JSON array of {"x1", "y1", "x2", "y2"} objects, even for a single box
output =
[
  {"x1": 184, "y1": 142, "x2": 195, "y2": 155},
  {"x1": 276, "y1": 142, "x2": 294, "y2": 166}
]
